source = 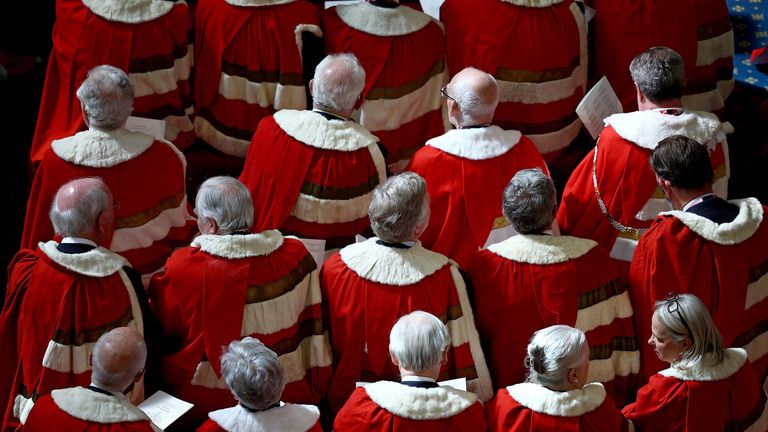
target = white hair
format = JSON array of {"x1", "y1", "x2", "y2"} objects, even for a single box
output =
[
  {"x1": 195, "y1": 176, "x2": 254, "y2": 234},
  {"x1": 76, "y1": 65, "x2": 134, "y2": 130},
  {"x1": 389, "y1": 311, "x2": 449, "y2": 373},
  {"x1": 49, "y1": 177, "x2": 111, "y2": 237},
  {"x1": 368, "y1": 172, "x2": 428, "y2": 243},
  {"x1": 311, "y1": 53, "x2": 365, "y2": 113},
  {"x1": 451, "y1": 67, "x2": 497, "y2": 124},
  {"x1": 221, "y1": 338, "x2": 285, "y2": 411},
  {"x1": 524, "y1": 325, "x2": 587, "y2": 390}
]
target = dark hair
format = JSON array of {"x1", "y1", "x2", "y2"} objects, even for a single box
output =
[
  {"x1": 650, "y1": 135, "x2": 713, "y2": 189},
  {"x1": 629, "y1": 46, "x2": 685, "y2": 103}
]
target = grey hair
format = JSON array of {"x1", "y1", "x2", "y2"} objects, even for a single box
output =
[
  {"x1": 451, "y1": 67, "x2": 498, "y2": 124},
  {"x1": 525, "y1": 325, "x2": 588, "y2": 390},
  {"x1": 221, "y1": 337, "x2": 285, "y2": 411},
  {"x1": 502, "y1": 168, "x2": 556, "y2": 234},
  {"x1": 369, "y1": 172, "x2": 428, "y2": 243},
  {"x1": 654, "y1": 293, "x2": 725, "y2": 369},
  {"x1": 76, "y1": 65, "x2": 134, "y2": 130},
  {"x1": 91, "y1": 327, "x2": 147, "y2": 392},
  {"x1": 389, "y1": 311, "x2": 450, "y2": 373},
  {"x1": 629, "y1": 46, "x2": 685, "y2": 103},
  {"x1": 195, "y1": 176, "x2": 254, "y2": 234},
  {"x1": 311, "y1": 53, "x2": 366, "y2": 113},
  {"x1": 50, "y1": 177, "x2": 111, "y2": 237}
]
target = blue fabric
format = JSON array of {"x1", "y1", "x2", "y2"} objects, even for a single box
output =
[{"x1": 728, "y1": 0, "x2": 768, "y2": 90}]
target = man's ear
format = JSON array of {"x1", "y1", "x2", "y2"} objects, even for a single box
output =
[
  {"x1": 389, "y1": 350, "x2": 399, "y2": 367},
  {"x1": 308, "y1": 79, "x2": 314, "y2": 97},
  {"x1": 441, "y1": 347, "x2": 449, "y2": 366}
]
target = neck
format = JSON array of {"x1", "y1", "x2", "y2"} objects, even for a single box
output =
[
  {"x1": 640, "y1": 99, "x2": 682, "y2": 111},
  {"x1": 400, "y1": 367, "x2": 440, "y2": 381},
  {"x1": 313, "y1": 106, "x2": 352, "y2": 120},
  {"x1": 677, "y1": 187, "x2": 715, "y2": 210}
]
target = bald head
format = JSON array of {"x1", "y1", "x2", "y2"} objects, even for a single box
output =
[
  {"x1": 91, "y1": 327, "x2": 147, "y2": 393},
  {"x1": 50, "y1": 177, "x2": 113, "y2": 240},
  {"x1": 311, "y1": 53, "x2": 366, "y2": 116},
  {"x1": 446, "y1": 67, "x2": 498, "y2": 127}
]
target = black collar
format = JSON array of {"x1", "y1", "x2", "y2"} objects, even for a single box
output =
[
  {"x1": 312, "y1": 109, "x2": 349, "y2": 122},
  {"x1": 368, "y1": 0, "x2": 400, "y2": 8},
  {"x1": 376, "y1": 240, "x2": 412, "y2": 249},
  {"x1": 240, "y1": 402, "x2": 280, "y2": 413},
  {"x1": 88, "y1": 386, "x2": 116, "y2": 397},
  {"x1": 400, "y1": 380, "x2": 438, "y2": 389},
  {"x1": 459, "y1": 124, "x2": 491, "y2": 130},
  {"x1": 57, "y1": 243, "x2": 97, "y2": 254}
]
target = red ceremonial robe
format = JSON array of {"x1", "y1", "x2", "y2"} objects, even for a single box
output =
[
  {"x1": 469, "y1": 235, "x2": 639, "y2": 406},
  {"x1": 0, "y1": 243, "x2": 145, "y2": 431},
  {"x1": 588, "y1": 0, "x2": 733, "y2": 114},
  {"x1": 197, "y1": 403, "x2": 321, "y2": 432},
  {"x1": 630, "y1": 198, "x2": 768, "y2": 384},
  {"x1": 193, "y1": 0, "x2": 321, "y2": 157},
  {"x1": 406, "y1": 126, "x2": 548, "y2": 269},
  {"x1": 21, "y1": 128, "x2": 195, "y2": 275},
  {"x1": 440, "y1": 0, "x2": 587, "y2": 158},
  {"x1": 322, "y1": 2, "x2": 449, "y2": 172},
  {"x1": 334, "y1": 381, "x2": 487, "y2": 431},
  {"x1": 21, "y1": 387, "x2": 158, "y2": 432},
  {"x1": 487, "y1": 382, "x2": 631, "y2": 432},
  {"x1": 239, "y1": 110, "x2": 387, "y2": 251},
  {"x1": 623, "y1": 348, "x2": 768, "y2": 432},
  {"x1": 148, "y1": 231, "x2": 332, "y2": 422},
  {"x1": 29, "y1": 0, "x2": 194, "y2": 164},
  {"x1": 320, "y1": 238, "x2": 493, "y2": 412},
  {"x1": 557, "y1": 109, "x2": 730, "y2": 273}
]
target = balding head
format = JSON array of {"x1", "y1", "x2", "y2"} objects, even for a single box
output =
[
  {"x1": 77, "y1": 65, "x2": 134, "y2": 130},
  {"x1": 50, "y1": 177, "x2": 114, "y2": 244},
  {"x1": 445, "y1": 67, "x2": 498, "y2": 128},
  {"x1": 311, "y1": 53, "x2": 366, "y2": 116},
  {"x1": 91, "y1": 327, "x2": 147, "y2": 394},
  {"x1": 389, "y1": 311, "x2": 449, "y2": 376}
]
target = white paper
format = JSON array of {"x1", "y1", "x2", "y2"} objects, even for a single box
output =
[
  {"x1": 124, "y1": 116, "x2": 166, "y2": 140},
  {"x1": 325, "y1": 0, "x2": 362, "y2": 8},
  {"x1": 576, "y1": 76, "x2": 623, "y2": 140},
  {"x1": 299, "y1": 238, "x2": 327, "y2": 267},
  {"x1": 584, "y1": 5, "x2": 595, "y2": 28},
  {"x1": 420, "y1": 0, "x2": 444, "y2": 19},
  {"x1": 137, "y1": 391, "x2": 193, "y2": 430},
  {"x1": 356, "y1": 377, "x2": 467, "y2": 391},
  {"x1": 355, "y1": 234, "x2": 367, "y2": 243},
  {"x1": 483, "y1": 220, "x2": 519, "y2": 249}
]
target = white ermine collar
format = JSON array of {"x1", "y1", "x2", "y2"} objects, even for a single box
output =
[
  {"x1": 605, "y1": 109, "x2": 731, "y2": 150},
  {"x1": 661, "y1": 198, "x2": 763, "y2": 245},
  {"x1": 507, "y1": 382, "x2": 606, "y2": 417},
  {"x1": 498, "y1": 0, "x2": 565, "y2": 7},
  {"x1": 340, "y1": 238, "x2": 451, "y2": 285},
  {"x1": 488, "y1": 234, "x2": 598, "y2": 265},
  {"x1": 40, "y1": 241, "x2": 127, "y2": 277},
  {"x1": 660, "y1": 348, "x2": 747, "y2": 381},
  {"x1": 52, "y1": 387, "x2": 160, "y2": 430},
  {"x1": 192, "y1": 231, "x2": 284, "y2": 259},
  {"x1": 365, "y1": 381, "x2": 478, "y2": 420},
  {"x1": 51, "y1": 128, "x2": 155, "y2": 168},
  {"x1": 335, "y1": 2, "x2": 433, "y2": 36},
  {"x1": 82, "y1": 0, "x2": 178, "y2": 24},
  {"x1": 427, "y1": 126, "x2": 521, "y2": 160},
  {"x1": 225, "y1": 0, "x2": 295, "y2": 6},
  {"x1": 208, "y1": 403, "x2": 319, "y2": 432},
  {"x1": 273, "y1": 110, "x2": 378, "y2": 152}
]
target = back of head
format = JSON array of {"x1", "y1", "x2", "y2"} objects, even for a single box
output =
[
  {"x1": 629, "y1": 46, "x2": 685, "y2": 104},
  {"x1": 311, "y1": 53, "x2": 366, "y2": 114},
  {"x1": 389, "y1": 311, "x2": 449, "y2": 373},
  {"x1": 654, "y1": 292, "x2": 725, "y2": 368},
  {"x1": 49, "y1": 177, "x2": 112, "y2": 238},
  {"x1": 76, "y1": 65, "x2": 134, "y2": 130},
  {"x1": 368, "y1": 172, "x2": 428, "y2": 243},
  {"x1": 524, "y1": 325, "x2": 587, "y2": 390},
  {"x1": 502, "y1": 168, "x2": 556, "y2": 234},
  {"x1": 195, "y1": 176, "x2": 254, "y2": 234},
  {"x1": 449, "y1": 67, "x2": 498, "y2": 126},
  {"x1": 91, "y1": 327, "x2": 147, "y2": 393},
  {"x1": 650, "y1": 135, "x2": 713, "y2": 190},
  {"x1": 221, "y1": 337, "x2": 286, "y2": 411}
]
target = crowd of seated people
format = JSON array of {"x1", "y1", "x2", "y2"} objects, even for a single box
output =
[{"x1": 3, "y1": 0, "x2": 768, "y2": 431}]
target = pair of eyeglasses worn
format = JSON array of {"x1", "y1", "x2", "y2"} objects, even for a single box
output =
[
  {"x1": 666, "y1": 292, "x2": 693, "y2": 339},
  {"x1": 440, "y1": 86, "x2": 457, "y2": 104}
]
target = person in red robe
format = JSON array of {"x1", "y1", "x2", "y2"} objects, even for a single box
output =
[
  {"x1": 239, "y1": 53, "x2": 387, "y2": 254},
  {"x1": 623, "y1": 293, "x2": 768, "y2": 431},
  {"x1": 557, "y1": 47, "x2": 730, "y2": 277},
  {"x1": 440, "y1": 0, "x2": 587, "y2": 162},
  {"x1": 193, "y1": 0, "x2": 321, "y2": 157},
  {"x1": 320, "y1": 172, "x2": 493, "y2": 413},
  {"x1": 487, "y1": 325, "x2": 631, "y2": 431},
  {"x1": 334, "y1": 311, "x2": 487, "y2": 431},
  {"x1": 21, "y1": 65, "x2": 196, "y2": 276},
  {"x1": 630, "y1": 135, "x2": 768, "y2": 384},
  {"x1": 1, "y1": 179, "x2": 150, "y2": 432},
  {"x1": 148, "y1": 176, "x2": 332, "y2": 423},
  {"x1": 469, "y1": 169, "x2": 639, "y2": 407},
  {"x1": 21, "y1": 327, "x2": 155, "y2": 432},
  {"x1": 406, "y1": 67, "x2": 549, "y2": 269},
  {"x1": 197, "y1": 338, "x2": 322, "y2": 432},
  {"x1": 29, "y1": 0, "x2": 194, "y2": 165},
  {"x1": 322, "y1": 0, "x2": 449, "y2": 172}
]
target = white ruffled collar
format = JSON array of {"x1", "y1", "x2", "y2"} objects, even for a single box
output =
[
  {"x1": 604, "y1": 109, "x2": 732, "y2": 150},
  {"x1": 51, "y1": 387, "x2": 160, "y2": 430},
  {"x1": 506, "y1": 382, "x2": 606, "y2": 417},
  {"x1": 51, "y1": 128, "x2": 156, "y2": 168},
  {"x1": 225, "y1": 0, "x2": 295, "y2": 6},
  {"x1": 660, "y1": 198, "x2": 763, "y2": 245},
  {"x1": 335, "y1": 2, "x2": 434, "y2": 37},
  {"x1": 208, "y1": 403, "x2": 319, "y2": 432},
  {"x1": 498, "y1": 0, "x2": 565, "y2": 6},
  {"x1": 39, "y1": 241, "x2": 128, "y2": 277},
  {"x1": 81, "y1": 0, "x2": 178, "y2": 24},
  {"x1": 364, "y1": 381, "x2": 478, "y2": 420},
  {"x1": 273, "y1": 110, "x2": 378, "y2": 152},
  {"x1": 191, "y1": 231, "x2": 284, "y2": 259},
  {"x1": 339, "y1": 238, "x2": 451, "y2": 285},
  {"x1": 426, "y1": 126, "x2": 521, "y2": 160},
  {"x1": 659, "y1": 348, "x2": 747, "y2": 381},
  {"x1": 488, "y1": 234, "x2": 598, "y2": 265}
]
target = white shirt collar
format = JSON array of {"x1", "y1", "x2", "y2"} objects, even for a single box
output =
[
  {"x1": 61, "y1": 237, "x2": 99, "y2": 247},
  {"x1": 683, "y1": 193, "x2": 716, "y2": 212},
  {"x1": 401, "y1": 375, "x2": 436, "y2": 383}
]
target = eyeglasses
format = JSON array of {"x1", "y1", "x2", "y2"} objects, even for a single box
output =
[
  {"x1": 666, "y1": 292, "x2": 693, "y2": 340},
  {"x1": 440, "y1": 86, "x2": 457, "y2": 104}
]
